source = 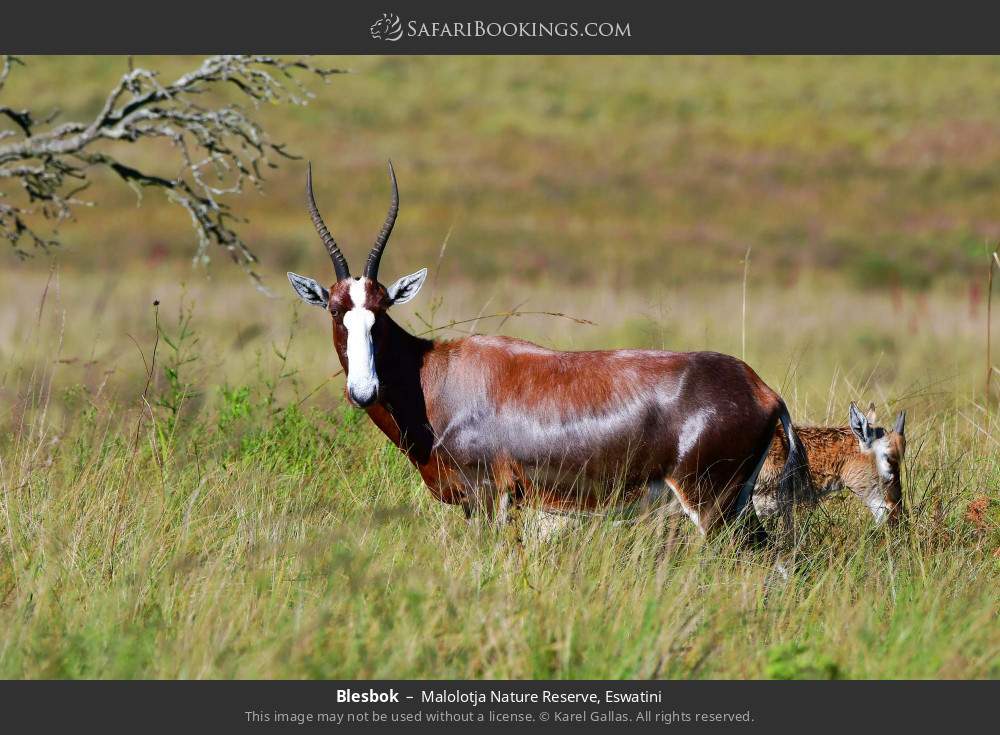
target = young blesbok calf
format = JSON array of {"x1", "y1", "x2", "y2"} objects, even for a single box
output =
[
  {"x1": 287, "y1": 162, "x2": 810, "y2": 548},
  {"x1": 754, "y1": 402, "x2": 907, "y2": 525}
]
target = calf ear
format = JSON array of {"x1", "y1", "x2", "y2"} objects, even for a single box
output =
[
  {"x1": 287, "y1": 272, "x2": 329, "y2": 308},
  {"x1": 849, "y1": 402, "x2": 874, "y2": 449},
  {"x1": 865, "y1": 401, "x2": 877, "y2": 424},
  {"x1": 387, "y1": 268, "x2": 428, "y2": 306},
  {"x1": 894, "y1": 410, "x2": 906, "y2": 437}
]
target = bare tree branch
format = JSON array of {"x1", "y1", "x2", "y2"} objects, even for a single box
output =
[{"x1": 0, "y1": 55, "x2": 342, "y2": 285}]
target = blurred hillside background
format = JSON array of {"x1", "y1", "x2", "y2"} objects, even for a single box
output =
[
  {"x1": 7, "y1": 56, "x2": 1000, "y2": 283},
  {"x1": 3, "y1": 55, "x2": 1000, "y2": 418}
]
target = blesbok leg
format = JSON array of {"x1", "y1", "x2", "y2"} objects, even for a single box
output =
[
  {"x1": 461, "y1": 456, "x2": 526, "y2": 526},
  {"x1": 668, "y1": 474, "x2": 771, "y2": 549},
  {"x1": 665, "y1": 425, "x2": 774, "y2": 548}
]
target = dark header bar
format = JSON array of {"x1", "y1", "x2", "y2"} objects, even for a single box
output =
[{"x1": 2, "y1": 1, "x2": 1000, "y2": 54}]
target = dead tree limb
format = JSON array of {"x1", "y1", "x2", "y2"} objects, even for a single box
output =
[{"x1": 0, "y1": 55, "x2": 342, "y2": 286}]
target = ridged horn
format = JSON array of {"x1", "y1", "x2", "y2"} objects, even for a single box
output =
[
  {"x1": 363, "y1": 160, "x2": 399, "y2": 280},
  {"x1": 305, "y1": 163, "x2": 350, "y2": 281}
]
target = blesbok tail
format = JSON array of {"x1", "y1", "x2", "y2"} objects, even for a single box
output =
[{"x1": 775, "y1": 399, "x2": 812, "y2": 542}]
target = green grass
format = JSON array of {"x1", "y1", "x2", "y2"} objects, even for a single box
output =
[
  {"x1": 0, "y1": 268, "x2": 997, "y2": 679},
  {"x1": 3, "y1": 382, "x2": 996, "y2": 679}
]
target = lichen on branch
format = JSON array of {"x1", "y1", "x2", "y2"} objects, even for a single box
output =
[{"x1": 0, "y1": 55, "x2": 342, "y2": 285}]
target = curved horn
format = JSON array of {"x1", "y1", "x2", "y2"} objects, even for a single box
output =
[
  {"x1": 363, "y1": 160, "x2": 399, "y2": 280},
  {"x1": 306, "y1": 163, "x2": 350, "y2": 281}
]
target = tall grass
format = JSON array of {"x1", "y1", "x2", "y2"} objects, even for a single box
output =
[{"x1": 0, "y1": 268, "x2": 996, "y2": 679}]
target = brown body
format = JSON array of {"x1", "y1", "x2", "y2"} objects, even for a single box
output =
[{"x1": 333, "y1": 297, "x2": 802, "y2": 537}]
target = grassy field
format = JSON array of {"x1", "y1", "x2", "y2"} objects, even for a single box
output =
[{"x1": 0, "y1": 56, "x2": 999, "y2": 678}]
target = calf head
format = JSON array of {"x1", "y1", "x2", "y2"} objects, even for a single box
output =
[{"x1": 848, "y1": 401, "x2": 907, "y2": 524}]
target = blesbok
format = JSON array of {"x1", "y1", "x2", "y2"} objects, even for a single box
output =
[
  {"x1": 754, "y1": 402, "x2": 907, "y2": 525},
  {"x1": 287, "y1": 162, "x2": 811, "y2": 548}
]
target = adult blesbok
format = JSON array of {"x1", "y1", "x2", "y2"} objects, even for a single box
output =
[
  {"x1": 755, "y1": 402, "x2": 907, "y2": 525},
  {"x1": 287, "y1": 162, "x2": 810, "y2": 548}
]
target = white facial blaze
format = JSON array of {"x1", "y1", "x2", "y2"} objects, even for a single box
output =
[
  {"x1": 866, "y1": 436, "x2": 896, "y2": 525},
  {"x1": 873, "y1": 436, "x2": 894, "y2": 482},
  {"x1": 344, "y1": 278, "x2": 378, "y2": 405}
]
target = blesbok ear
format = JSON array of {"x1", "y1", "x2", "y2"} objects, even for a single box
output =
[
  {"x1": 849, "y1": 402, "x2": 874, "y2": 449},
  {"x1": 894, "y1": 410, "x2": 906, "y2": 437},
  {"x1": 287, "y1": 272, "x2": 329, "y2": 309},
  {"x1": 865, "y1": 401, "x2": 877, "y2": 425},
  {"x1": 387, "y1": 268, "x2": 428, "y2": 306}
]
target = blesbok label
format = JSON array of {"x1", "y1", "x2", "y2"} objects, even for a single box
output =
[{"x1": 337, "y1": 688, "x2": 400, "y2": 703}]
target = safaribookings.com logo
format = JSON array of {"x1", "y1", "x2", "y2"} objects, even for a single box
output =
[
  {"x1": 370, "y1": 13, "x2": 631, "y2": 42},
  {"x1": 370, "y1": 13, "x2": 404, "y2": 41}
]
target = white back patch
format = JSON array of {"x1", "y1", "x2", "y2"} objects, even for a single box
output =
[
  {"x1": 677, "y1": 409, "x2": 711, "y2": 461},
  {"x1": 344, "y1": 278, "x2": 378, "y2": 403}
]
